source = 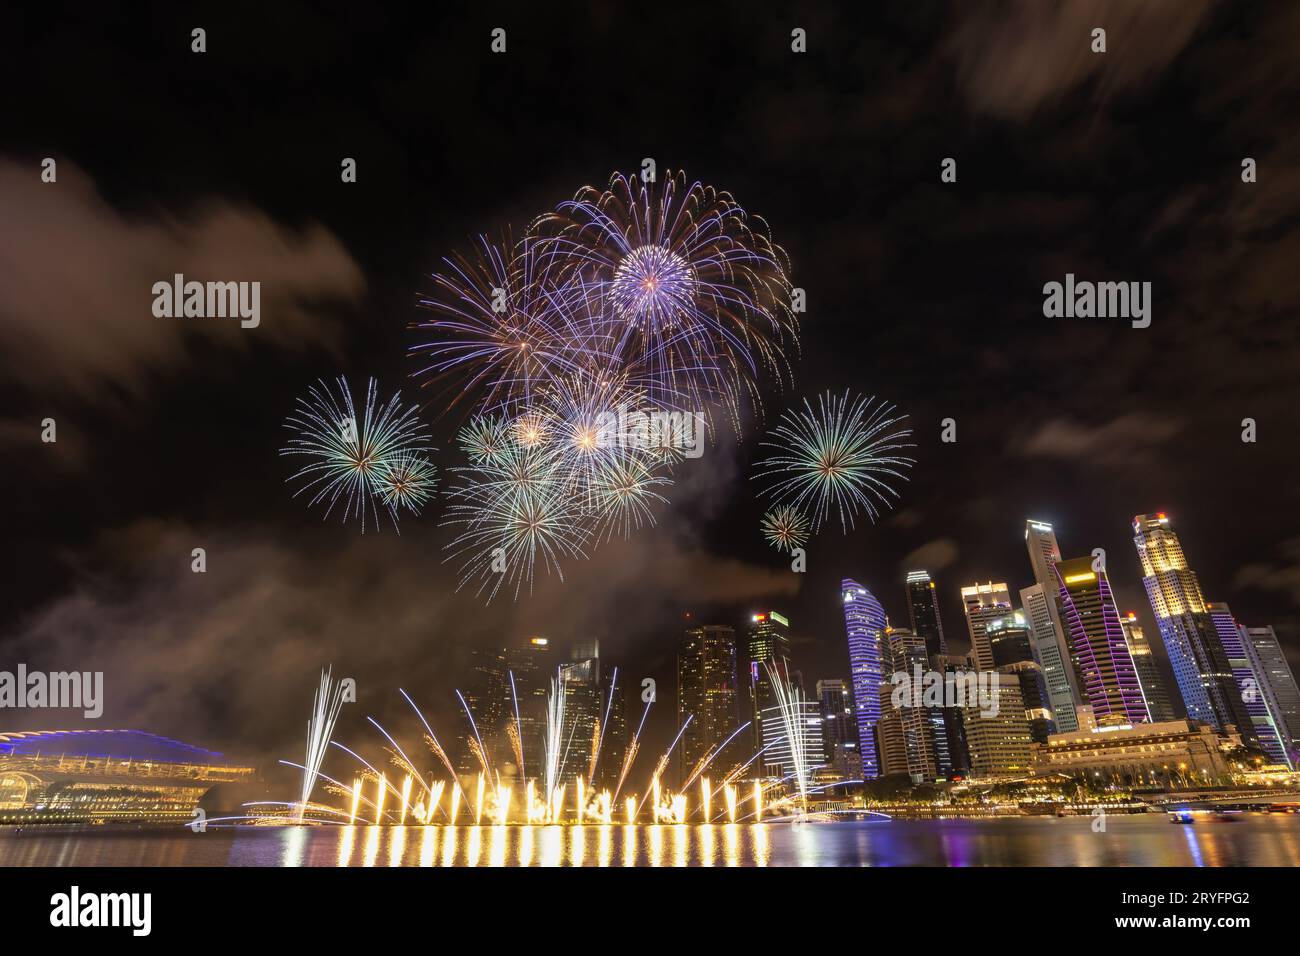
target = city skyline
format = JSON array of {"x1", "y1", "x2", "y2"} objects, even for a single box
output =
[{"x1": 5, "y1": 2, "x2": 1300, "y2": 817}]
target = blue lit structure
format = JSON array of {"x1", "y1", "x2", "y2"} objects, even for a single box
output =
[{"x1": 842, "y1": 579, "x2": 887, "y2": 780}]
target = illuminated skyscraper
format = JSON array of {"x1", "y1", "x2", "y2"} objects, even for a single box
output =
[
  {"x1": 1054, "y1": 557, "x2": 1149, "y2": 725},
  {"x1": 1120, "y1": 612, "x2": 1177, "y2": 723},
  {"x1": 461, "y1": 646, "x2": 507, "y2": 773},
  {"x1": 987, "y1": 610, "x2": 1055, "y2": 743},
  {"x1": 905, "y1": 570, "x2": 947, "y2": 658},
  {"x1": 842, "y1": 580, "x2": 887, "y2": 779},
  {"x1": 1133, "y1": 513, "x2": 1242, "y2": 732},
  {"x1": 961, "y1": 679, "x2": 1034, "y2": 779},
  {"x1": 595, "y1": 666, "x2": 627, "y2": 791},
  {"x1": 560, "y1": 642, "x2": 603, "y2": 788},
  {"x1": 1207, "y1": 604, "x2": 1292, "y2": 768},
  {"x1": 961, "y1": 581, "x2": 1012, "y2": 671},
  {"x1": 1022, "y1": 519, "x2": 1083, "y2": 733},
  {"x1": 1246, "y1": 626, "x2": 1300, "y2": 749},
  {"x1": 677, "y1": 623, "x2": 740, "y2": 785},
  {"x1": 746, "y1": 610, "x2": 793, "y2": 776},
  {"x1": 884, "y1": 626, "x2": 940, "y2": 780},
  {"x1": 816, "y1": 679, "x2": 862, "y2": 782},
  {"x1": 504, "y1": 636, "x2": 554, "y2": 780}
]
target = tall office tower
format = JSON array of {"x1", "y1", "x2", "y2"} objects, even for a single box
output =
[
  {"x1": 560, "y1": 642, "x2": 603, "y2": 788},
  {"x1": 1133, "y1": 513, "x2": 1243, "y2": 731},
  {"x1": 1054, "y1": 557, "x2": 1150, "y2": 725},
  {"x1": 987, "y1": 610, "x2": 1055, "y2": 743},
  {"x1": 1120, "y1": 612, "x2": 1177, "y2": 723},
  {"x1": 745, "y1": 611, "x2": 793, "y2": 775},
  {"x1": 932, "y1": 654, "x2": 974, "y2": 774},
  {"x1": 961, "y1": 581, "x2": 1012, "y2": 671},
  {"x1": 1023, "y1": 519, "x2": 1084, "y2": 732},
  {"x1": 961, "y1": 678, "x2": 1034, "y2": 779},
  {"x1": 461, "y1": 646, "x2": 508, "y2": 772},
  {"x1": 504, "y1": 636, "x2": 554, "y2": 780},
  {"x1": 677, "y1": 624, "x2": 740, "y2": 786},
  {"x1": 875, "y1": 682, "x2": 910, "y2": 776},
  {"x1": 1246, "y1": 626, "x2": 1300, "y2": 747},
  {"x1": 905, "y1": 570, "x2": 947, "y2": 658},
  {"x1": 1207, "y1": 605, "x2": 1292, "y2": 767},
  {"x1": 816, "y1": 679, "x2": 861, "y2": 780},
  {"x1": 884, "y1": 627, "x2": 940, "y2": 781},
  {"x1": 842, "y1": 580, "x2": 887, "y2": 780},
  {"x1": 595, "y1": 666, "x2": 628, "y2": 791}
]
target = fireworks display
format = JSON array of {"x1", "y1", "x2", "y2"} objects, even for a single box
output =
[
  {"x1": 253, "y1": 665, "x2": 849, "y2": 832},
  {"x1": 752, "y1": 389, "x2": 914, "y2": 535},
  {"x1": 280, "y1": 174, "x2": 913, "y2": 597},
  {"x1": 400, "y1": 169, "x2": 800, "y2": 598},
  {"x1": 280, "y1": 376, "x2": 436, "y2": 533},
  {"x1": 760, "y1": 505, "x2": 811, "y2": 553}
]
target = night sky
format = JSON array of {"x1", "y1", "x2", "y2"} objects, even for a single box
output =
[{"x1": 4, "y1": 2, "x2": 1300, "y2": 774}]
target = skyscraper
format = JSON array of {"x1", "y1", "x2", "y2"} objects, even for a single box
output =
[
  {"x1": 1246, "y1": 626, "x2": 1300, "y2": 749},
  {"x1": 905, "y1": 570, "x2": 947, "y2": 659},
  {"x1": 503, "y1": 636, "x2": 554, "y2": 781},
  {"x1": 1120, "y1": 612, "x2": 1177, "y2": 723},
  {"x1": 595, "y1": 665, "x2": 627, "y2": 791},
  {"x1": 961, "y1": 679, "x2": 1033, "y2": 779},
  {"x1": 746, "y1": 610, "x2": 793, "y2": 776},
  {"x1": 1207, "y1": 604, "x2": 1292, "y2": 768},
  {"x1": 1022, "y1": 519, "x2": 1083, "y2": 733},
  {"x1": 462, "y1": 646, "x2": 507, "y2": 773},
  {"x1": 884, "y1": 626, "x2": 941, "y2": 781},
  {"x1": 987, "y1": 610, "x2": 1055, "y2": 743},
  {"x1": 961, "y1": 581, "x2": 1012, "y2": 671},
  {"x1": 1133, "y1": 513, "x2": 1244, "y2": 732},
  {"x1": 842, "y1": 580, "x2": 887, "y2": 780},
  {"x1": 1054, "y1": 556, "x2": 1150, "y2": 725},
  {"x1": 560, "y1": 642, "x2": 603, "y2": 788},
  {"x1": 816, "y1": 679, "x2": 861, "y2": 781},
  {"x1": 677, "y1": 623, "x2": 740, "y2": 785}
]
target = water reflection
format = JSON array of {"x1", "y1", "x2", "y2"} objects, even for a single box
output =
[{"x1": 6, "y1": 816, "x2": 1300, "y2": 867}]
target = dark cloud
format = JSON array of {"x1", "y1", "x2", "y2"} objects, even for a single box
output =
[
  {"x1": 0, "y1": 159, "x2": 363, "y2": 400},
  {"x1": 901, "y1": 538, "x2": 959, "y2": 573},
  {"x1": 1009, "y1": 414, "x2": 1184, "y2": 469},
  {"x1": 948, "y1": 0, "x2": 1214, "y2": 120}
]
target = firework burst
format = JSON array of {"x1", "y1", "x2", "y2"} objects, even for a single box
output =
[
  {"x1": 280, "y1": 376, "x2": 434, "y2": 532},
  {"x1": 752, "y1": 389, "x2": 913, "y2": 533},
  {"x1": 534, "y1": 169, "x2": 797, "y2": 428},
  {"x1": 760, "y1": 505, "x2": 810, "y2": 552},
  {"x1": 441, "y1": 437, "x2": 593, "y2": 601},
  {"x1": 411, "y1": 233, "x2": 607, "y2": 419}
]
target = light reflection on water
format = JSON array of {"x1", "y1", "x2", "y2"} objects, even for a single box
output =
[{"x1": 4, "y1": 816, "x2": 1300, "y2": 867}]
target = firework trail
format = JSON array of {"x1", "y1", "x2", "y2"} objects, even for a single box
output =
[
  {"x1": 507, "y1": 671, "x2": 526, "y2": 778},
  {"x1": 752, "y1": 389, "x2": 914, "y2": 533},
  {"x1": 457, "y1": 689, "x2": 495, "y2": 782},
  {"x1": 298, "y1": 666, "x2": 347, "y2": 821},
  {"x1": 280, "y1": 376, "x2": 434, "y2": 533},
  {"x1": 542, "y1": 672, "x2": 566, "y2": 806},
  {"x1": 760, "y1": 504, "x2": 810, "y2": 553},
  {"x1": 398, "y1": 689, "x2": 461, "y2": 788},
  {"x1": 765, "y1": 660, "x2": 813, "y2": 815}
]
